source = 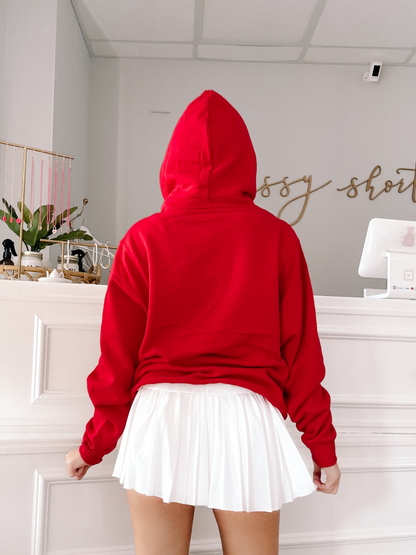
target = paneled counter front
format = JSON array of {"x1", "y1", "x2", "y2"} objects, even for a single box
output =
[{"x1": 0, "y1": 281, "x2": 415, "y2": 555}]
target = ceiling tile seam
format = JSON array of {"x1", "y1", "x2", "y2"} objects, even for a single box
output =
[
  {"x1": 91, "y1": 55, "x2": 195, "y2": 61},
  {"x1": 89, "y1": 40, "x2": 415, "y2": 54},
  {"x1": 298, "y1": 60, "x2": 416, "y2": 67},
  {"x1": 90, "y1": 39, "x2": 313, "y2": 48},
  {"x1": 194, "y1": 58, "x2": 416, "y2": 67},
  {"x1": 196, "y1": 40, "x2": 306, "y2": 47},
  {"x1": 87, "y1": 54, "x2": 416, "y2": 67},
  {"x1": 70, "y1": 0, "x2": 94, "y2": 57},
  {"x1": 308, "y1": 45, "x2": 414, "y2": 52},
  {"x1": 298, "y1": 0, "x2": 328, "y2": 62},
  {"x1": 90, "y1": 40, "x2": 194, "y2": 45},
  {"x1": 193, "y1": 0, "x2": 205, "y2": 60}
]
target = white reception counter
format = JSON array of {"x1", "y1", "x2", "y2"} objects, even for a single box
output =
[{"x1": 0, "y1": 281, "x2": 415, "y2": 555}]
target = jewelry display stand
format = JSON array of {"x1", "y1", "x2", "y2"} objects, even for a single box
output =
[
  {"x1": 0, "y1": 262, "x2": 101, "y2": 284},
  {"x1": 0, "y1": 139, "x2": 116, "y2": 281}
]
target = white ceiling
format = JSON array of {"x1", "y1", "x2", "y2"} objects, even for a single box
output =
[{"x1": 71, "y1": 0, "x2": 416, "y2": 66}]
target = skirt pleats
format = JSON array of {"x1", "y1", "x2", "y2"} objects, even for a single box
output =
[{"x1": 113, "y1": 382, "x2": 316, "y2": 512}]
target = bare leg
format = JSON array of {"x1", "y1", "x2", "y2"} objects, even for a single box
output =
[
  {"x1": 126, "y1": 490, "x2": 195, "y2": 555},
  {"x1": 213, "y1": 508, "x2": 280, "y2": 555}
]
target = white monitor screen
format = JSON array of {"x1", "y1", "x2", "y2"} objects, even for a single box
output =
[{"x1": 359, "y1": 218, "x2": 416, "y2": 279}]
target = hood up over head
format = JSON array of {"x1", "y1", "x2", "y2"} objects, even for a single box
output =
[{"x1": 160, "y1": 90, "x2": 257, "y2": 211}]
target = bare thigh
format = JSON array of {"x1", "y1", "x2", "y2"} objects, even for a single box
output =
[
  {"x1": 213, "y1": 508, "x2": 280, "y2": 555},
  {"x1": 126, "y1": 489, "x2": 195, "y2": 555}
]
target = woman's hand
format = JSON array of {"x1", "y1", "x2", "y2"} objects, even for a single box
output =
[
  {"x1": 65, "y1": 448, "x2": 91, "y2": 480},
  {"x1": 313, "y1": 462, "x2": 341, "y2": 494}
]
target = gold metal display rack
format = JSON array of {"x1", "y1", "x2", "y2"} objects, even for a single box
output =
[{"x1": 0, "y1": 140, "x2": 117, "y2": 282}]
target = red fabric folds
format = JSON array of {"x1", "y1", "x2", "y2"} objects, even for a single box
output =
[{"x1": 80, "y1": 90, "x2": 337, "y2": 469}]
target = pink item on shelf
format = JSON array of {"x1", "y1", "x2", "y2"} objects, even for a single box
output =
[
  {"x1": 9, "y1": 146, "x2": 15, "y2": 223},
  {"x1": 67, "y1": 161, "x2": 71, "y2": 231},
  {"x1": 53, "y1": 156, "x2": 58, "y2": 229},
  {"x1": 47, "y1": 156, "x2": 52, "y2": 229},
  {"x1": 60, "y1": 158, "x2": 65, "y2": 227},
  {"x1": 29, "y1": 154, "x2": 35, "y2": 226},
  {"x1": 39, "y1": 160, "x2": 44, "y2": 230}
]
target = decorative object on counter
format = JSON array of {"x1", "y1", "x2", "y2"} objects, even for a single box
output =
[
  {"x1": 21, "y1": 251, "x2": 43, "y2": 267},
  {"x1": 98, "y1": 243, "x2": 111, "y2": 270},
  {"x1": 22, "y1": 251, "x2": 43, "y2": 268},
  {"x1": 0, "y1": 257, "x2": 103, "y2": 283},
  {"x1": 38, "y1": 238, "x2": 117, "y2": 284},
  {"x1": 0, "y1": 140, "x2": 117, "y2": 283},
  {"x1": 38, "y1": 269, "x2": 73, "y2": 284},
  {"x1": 0, "y1": 139, "x2": 93, "y2": 280},
  {"x1": 73, "y1": 225, "x2": 116, "y2": 272},
  {"x1": 57, "y1": 254, "x2": 79, "y2": 272},
  {"x1": 20, "y1": 251, "x2": 44, "y2": 281},
  {"x1": 0, "y1": 239, "x2": 17, "y2": 265},
  {"x1": 0, "y1": 199, "x2": 92, "y2": 252},
  {"x1": 72, "y1": 249, "x2": 86, "y2": 272},
  {"x1": 0, "y1": 236, "x2": 117, "y2": 284}
]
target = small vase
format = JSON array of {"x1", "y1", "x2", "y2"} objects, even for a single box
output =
[
  {"x1": 57, "y1": 255, "x2": 78, "y2": 272},
  {"x1": 20, "y1": 251, "x2": 43, "y2": 281}
]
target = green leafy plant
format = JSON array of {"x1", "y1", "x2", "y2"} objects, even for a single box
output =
[{"x1": 0, "y1": 199, "x2": 92, "y2": 252}]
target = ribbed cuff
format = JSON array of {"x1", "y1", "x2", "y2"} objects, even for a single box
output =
[
  {"x1": 310, "y1": 442, "x2": 337, "y2": 468},
  {"x1": 79, "y1": 443, "x2": 103, "y2": 466}
]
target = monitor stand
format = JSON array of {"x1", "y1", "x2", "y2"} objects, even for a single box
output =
[{"x1": 364, "y1": 252, "x2": 416, "y2": 299}]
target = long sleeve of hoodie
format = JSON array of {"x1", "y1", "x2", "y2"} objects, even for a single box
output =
[
  {"x1": 279, "y1": 230, "x2": 337, "y2": 468},
  {"x1": 79, "y1": 238, "x2": 148, "y2": 465},
  {"x1": 79, "y1": 90, "x2": 337, "y2": 469}
]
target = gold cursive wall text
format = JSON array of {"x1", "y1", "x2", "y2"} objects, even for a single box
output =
[{"x1": 258, "y1": 164, "x2": 416, "y2": 225}]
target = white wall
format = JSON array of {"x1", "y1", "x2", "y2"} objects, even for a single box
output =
[
  {"x1": 0, "y1": 0, "x2": 91, "y2": 259},
  {"x1": 87, "y1": 58, "x2": 416, "y2": 297},
  {"x1": 0, "y1": 0, "x2": 57, "y2": 253},
  {"x1": 2, "y1": 0, "x2": 57, "y2": 148},
  {"x1": 86, "y1": 59, "x2": 121, "y2": 247},
  {"x1": 53, "y1": 0, "x2": 91, "y2": 212},
  {"x1": 0, "y1": 0, "x2": 7, "y2": 137}
]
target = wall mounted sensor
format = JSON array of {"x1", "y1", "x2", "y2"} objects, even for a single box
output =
[{"x1": 364, "y1": 61, "x2": 382, "y2": 82}]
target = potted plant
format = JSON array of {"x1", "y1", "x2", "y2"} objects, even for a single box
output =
[{"x1": 0, "y1": 199, "x2": 92, "y2": 258}]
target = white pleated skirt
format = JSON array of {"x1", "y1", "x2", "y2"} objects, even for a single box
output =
[{"x1": 113, "y1": 382, "x2": 316, "y2": 512}]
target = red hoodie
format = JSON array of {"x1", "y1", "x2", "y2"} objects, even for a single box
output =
[{"x1": 80, "y1": 90, "x2": 337, "y2": 469}]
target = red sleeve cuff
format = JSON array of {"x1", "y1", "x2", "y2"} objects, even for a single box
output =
[
  {"x1": 79, "y1": 443, "x2": 104, "y2": 466},
  {"x1": 310, "y1": 442, "x2": 337, "y2": 468}
]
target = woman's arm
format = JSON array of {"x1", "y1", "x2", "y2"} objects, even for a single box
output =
[
  {"x1": 79, "y1": 277, "x2": 147, "y2": 466},
  {"x1": 66, "y1": 236, "x2": 148, "y2": 475},
  {"x1": 279, "y1": 228, "x2": 337, "y2": 469}
]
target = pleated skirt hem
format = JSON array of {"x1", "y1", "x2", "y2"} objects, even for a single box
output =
[{"x1": 113, "y1": 382, "x2": 316, "y2": 512}]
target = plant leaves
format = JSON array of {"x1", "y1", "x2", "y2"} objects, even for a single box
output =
[
  {"x1": 17, "y1": 202, "x2": 33, "y2": 225},
  {"x1": 0, "y1": 209, "x2": 21, "y2": 236},
  {"x1": 21, "y1": 204, "x2": 71, "y2": 249},
  {"x1": 2, "y1": 202, "x2": 84, "y2": 251},
  {"x1": 56, "y1": 206, "x2": 78, "y2": 227},
  {"x1": 36, "y1": 230, "x2": 93, "y2": 251},
  {"x1": 2, "y1": 199, "x2": 18, "y2": 219},
  {"x1": 23, "y1": 206, "x2": 51, "y2": 247},
  {"x1": 56, "y1": 230, "x2": 93, "y2": 243}
]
